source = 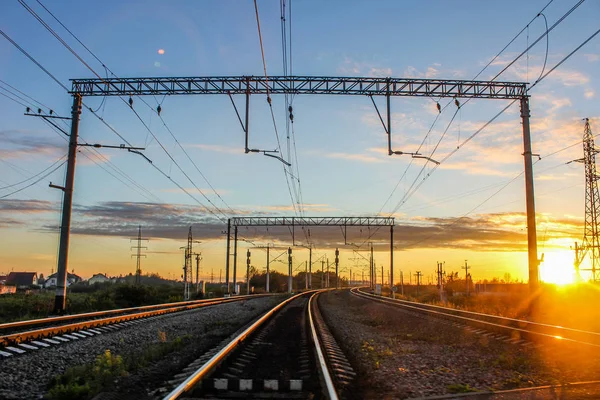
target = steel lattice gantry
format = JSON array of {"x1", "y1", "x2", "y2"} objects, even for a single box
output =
[
  {"x1": 70, "y1": 76, "x2": 526, "y2": 98},
  {"x1": 225, "y1": 216, "x2": 395, "y2": 295},
  {"x1": 231, "y1": 216, "x2": 395, "y2": 227}
]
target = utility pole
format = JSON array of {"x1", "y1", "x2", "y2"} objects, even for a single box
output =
[
  {"x1": 195, "y1": 254, "x2": 202, "y2": 293},
  {"x1": 400, "y1": 270, "x2": 404, "y2": 295},
  {"x1": 233, "y1": 226, "x2": 238, "y2": 294},
  {"x1": 381, "y1": 265, "x2": 384, "y2": 287},
  {"x1": 130, "y1": 225, "x2": 148, "y2": 285},
  {"x1": 183, "y1": 227, "x2": 193, "y2": 301},
  {"x1": 326, "y1": 258, "x2": 330, "y2": 288},
  {"x1": 246, "y1": 249, "x2": 251, "y2": 295},
  {"x1": 321, "y1": 260, "x2": 325, "y2": 289},
  {"x1": 308, "y1": 246, "x2": 312, "y2": 289},
  {"x1": 52, "y1": 95, "x2": 81, "y2": 314},
  {"x1": 462, "y1": 260, "x2": 470, "y2": 296},
  {"x1": 437, "y1": 261, "x2": 445, "y2": 302},
  {"x1": 520, "y1": 96, "x2": 540, "y2": 291},
  {"x1": 335, "y1": 248, "x2": 340, "y2": 289},
  {"x1": 266, "y1": 245, "x2": 270, "y2": 293},
  {"x1": 305, "y1": 261, "x2": 308, "y2": 290},
  {"x1": 370, "y1": 243, "x2": 374, "y2": 289},
  {"x1": 225, "y1": 219, "x2": 231, "y2": 294},
  {"x1": 45, "y1": 98, "x2": 142, "y2": 312},
  {"x1": 390, "y1": 225, "x2": 394, "y2": 298},
  {"x1": 415, "y1": 271, "x2": 422, "y2": 295},
  {"x1": 373, "y1": 263, "x2": 376, "y2": 288},
  {"x1": 288, "y1": 247, "x2": 293, "y2": 294}
]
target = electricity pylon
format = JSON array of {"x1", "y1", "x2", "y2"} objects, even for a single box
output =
[
  {"x1": 184, "y1": 227, "x2": 193, "y2": 300},
  {"x1": 573, "y1": 119, "x2": 600, "y2": 282},
  {"x1": 130, "y1": 226, "x2": 148, "y2": 285}
]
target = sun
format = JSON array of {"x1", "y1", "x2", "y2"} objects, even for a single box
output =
[{"x1": 540, "y1": 251, "x2": 576, "y2": 285}]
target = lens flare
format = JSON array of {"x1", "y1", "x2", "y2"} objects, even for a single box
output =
[{"x1": 158, "y1": 49, "x2": 165, "y2": 55}]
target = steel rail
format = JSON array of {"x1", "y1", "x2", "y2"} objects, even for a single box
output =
[
  {"x1": 351, "y1": 289, "x2": 600, "y2": 348},
  {"x1": 0, "y1": 296, "x2": 259, "y2": 347},
  {"x1": 0, "y1": 294, "x2": 263, "y2": 332},
  {"x1": 411, "y1": 380, "x2": 600, "y2": 399},
  {"x1": 162, "y1": 291, "x2": 314, "y2": 400},
  {"x1": 308, "y1": 292, "x2": 339, "y2": 400},
  {"x1": 356, "y1": 288, "x2": 600, "y2": 338}
]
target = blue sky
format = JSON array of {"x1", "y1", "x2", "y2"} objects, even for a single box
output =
[{"x1": 1, "y1": 0, "x2": 599, "y2": 283}]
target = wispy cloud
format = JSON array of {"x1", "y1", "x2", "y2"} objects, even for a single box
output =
[
  {"x1": 0, "y1": 200, "x2": 582, "y2": 252},
  {"x1": 0, "y1": 130, "x2": 64, "y2": 159},
  {"x1": 583, "y1": 53, "x2": 599, "y2": 63}
]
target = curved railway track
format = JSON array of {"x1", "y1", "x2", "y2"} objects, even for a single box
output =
[
  {"x1": 159, "y1": 290, "x2": 354, "y2": 400},
  {"x1": 0, "y1": 294, "x2": 265, "y2": 356},
  {"x1": 352, "y1": 287, "x2": 600, "y2": 349}
]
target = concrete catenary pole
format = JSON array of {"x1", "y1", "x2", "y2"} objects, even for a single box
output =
[{"x1": 53, "y1": 94, "x2": 82, "y2": 314}]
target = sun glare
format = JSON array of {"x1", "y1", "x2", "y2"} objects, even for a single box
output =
[{"x1": 540, "y1": 251, "x2": 576, "y2": 285}]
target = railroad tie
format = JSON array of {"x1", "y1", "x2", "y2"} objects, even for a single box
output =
[{"x1": 30, "y1": 340, "x2": 50, "y2": 348}]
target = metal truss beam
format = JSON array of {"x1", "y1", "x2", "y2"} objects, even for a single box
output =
[
  {"x1": 231, "y1": 216, "x2": 395, "y2": 227},
  {"x1": 70, "y1": 76, "x2": 526, "y2": 99}
]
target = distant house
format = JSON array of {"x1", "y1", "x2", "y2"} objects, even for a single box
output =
[
  {"x1": 88, "y1": 273, "x2": 110, "y2": 285},
  {"x1": 5, "y1": 272, "x2": 38, "y2": 288},
  {"x1": 44, "y1": 272, "x2": 82, "y2": 288},
  {"x1": 0, "y1": 275, "x2": 7, "y2": 284}
]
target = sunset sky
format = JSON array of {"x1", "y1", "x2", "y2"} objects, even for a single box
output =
[{"x1": 1, "y1": 0, "x2": 599, "y2": 284}]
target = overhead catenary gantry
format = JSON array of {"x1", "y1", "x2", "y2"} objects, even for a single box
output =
[
  {"x1": 52, "y1": 75, "x2": 538, "y2": 311},
  {"x1": 226, "y1": 216, "x2": 395, "y2": 295},
  {"x1": 71, "y1": 75, "x2": 527, "y2": 155}
]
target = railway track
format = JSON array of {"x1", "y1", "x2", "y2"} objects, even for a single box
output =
[
  {"x1": 0, "y1": 294, "x2": 264, "y2": 356},
  {"x1": 158, "y1": 290, "x2": 354, "y2": 400},
  {"x1": 352, "y1": 288, "x2": 600, "y2": 349}
]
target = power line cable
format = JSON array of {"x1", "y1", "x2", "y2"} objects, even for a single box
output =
[
  {"x1": 253, "y1": 0, "x2": 300, "y2": 219},
  {"x1": 31, "y1": 0, "x2": 235, "y2": 216},
  {"x1": 0, "y1": 154, "x2": 67, "y2": 190},
  {"x1": 0, "y1": 159, "x2": 66, "y2": 199},
  {"x1": 3, "y1": 16, "x2": 227, "y2": 220},
  {"x1": 364, "y1": 11, "x2": 596, "y2": 248}
]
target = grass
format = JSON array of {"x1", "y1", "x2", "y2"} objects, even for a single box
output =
[
  {"x1": 46, "y1": 331, "x2": 190, "y2": 399},
  {"x1": 0, "y1": 283, "x2": 185, "y2": 323},
  {"x1": 447, "y1": 383, "x2": 477, "y2": 394},
  {"x1": 390, "y1": 283, "x2": 600, "y2": 332}
]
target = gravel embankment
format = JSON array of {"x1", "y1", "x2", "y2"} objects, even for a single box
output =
[
  {"x1": 0, "y1": 295, "x2": 285, "y2": 399},
  {"x1": 318, "y1": 290, "x2": 600, "y2": 399}
]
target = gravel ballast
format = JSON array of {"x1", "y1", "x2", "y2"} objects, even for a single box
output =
[
  {"x1": 317, "y1": 290, "x2": 600, "y2": 399},
  {"x1": 0, "y1": 295, "x2": 285, "y2": 399}
]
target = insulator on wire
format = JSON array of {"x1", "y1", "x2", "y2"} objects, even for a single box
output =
[
  {"x1": 49, "y1": 109, "x2": 54, "y2": 115},
  {"x1": 288, "y1": 106, "x2": 293, "y2": 113},
  {"x1": 267, "y1": 96, "x2": 272, "y2": 105},
  {"x1": 454, "y1": 99, "x2": 460, "y2": 108},
  {"x1": 436, "y1": 103, "x2": 441, "y2": 113},
  {"x1": 289, "y1": 113, "x2": 294, "y2": 122},
  {"x1": 128, "y1": 96, "x2": 133, "y2": 108},
  {"x1": 157, "y1": 105, "x2": 162, "y2": 116},
  {"x1": 26, "y1": 107, "x2": 30, "y2": 113},
  {"x1": 38, "y1": 108, "x2": 42, "y2": 114}
]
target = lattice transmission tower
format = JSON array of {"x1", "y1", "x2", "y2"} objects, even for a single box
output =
[
  {"x1": 130, "y1": 226, "x2": 148, "y2": 285},
  {"x1": 574, "y1": 119, "x2": 600, "y2": 282},
  {"x1": 183, "y1": 227, "x2": 193, "y2": 300}
]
